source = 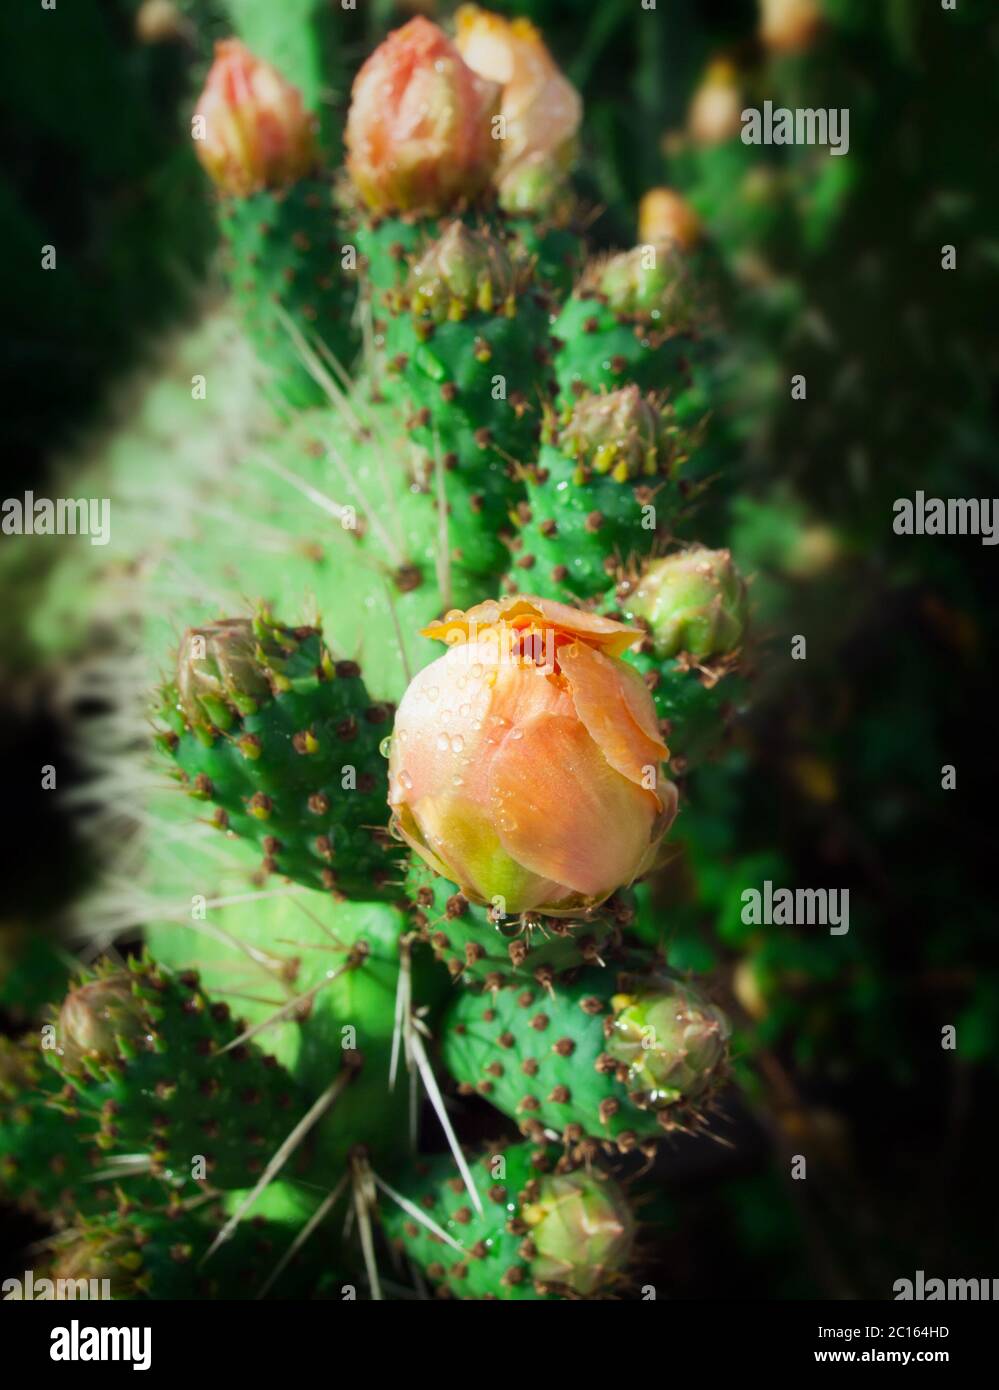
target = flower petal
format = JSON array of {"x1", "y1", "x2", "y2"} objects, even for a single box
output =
[
  {"x1": 487, "y1": 713, "x2": 661, "y2": 909},
  {"x1": 388, "y1": 639, "x2": 571, "y2": 811},
  {"x1": 406, "y1": 793, "x2": 560, "y2": 913},
  {"x1": 423, "y1": 594, "x2": 643, "y2": 659},
  {"x1": 557, "y1": 639, "x2": 668, "y2": 794}
]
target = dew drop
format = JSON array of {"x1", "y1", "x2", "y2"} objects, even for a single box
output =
[
  {"x1": 379, "y1": 735, "x2": 393, "y2": 759},
  {"x1": 450, "y1": 735, "x2": 464, "y2": 753},
  {"x1": 399, "y1": 771, "x2": 413, "y2": 791},
  {"x1": 436, "y1": 734, "x2": 450, "y2": 751}
]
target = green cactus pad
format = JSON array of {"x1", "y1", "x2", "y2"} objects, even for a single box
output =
[
  {"x1": 381, "y1": 1140, "x2": 634, "y2": 1299},
  {"x1": 514, "y1": 389, "x2": 689, "y2": 600},
  {"x1": 156, "y1": 609, "x2": 400, "y2": 899},
  {"x1": 508, "y1": 218, "x2": 585, "y2": 301},
  {"x1": 44, "y1": 1189, "x2": 324, "y2": 1300},
  {"x1": 380, "y1": 223, "x2": 552, "y2": 581},
  {"x1": 442, "y1": 961, "x2": 730, "y2": 1150},
  {"x1": 47, "y1": 957, "x2": 308, "y2": 1191},
  {"x1": 0, "y1": 1035, "x2": 103, "y2": 1220},
  {"x1": 495, "y1": 155, "x2": 586, "y2": 300},
  {"x1": 407, "y1": 868, "x2": 624, "y2": 990},
  {"x1": 553, "y1": 244, "x2": 702, "y2": 406},
  {"x1": 219, "y1": 178, "x2": 358, "y2": 411}
]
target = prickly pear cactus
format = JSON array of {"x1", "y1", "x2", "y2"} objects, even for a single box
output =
[{"x1": 9, "y1": 9, "x2": 756, "y2": 1302}]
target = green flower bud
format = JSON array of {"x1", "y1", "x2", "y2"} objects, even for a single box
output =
[
  {"x1": 522, "y1": 1171, "x2": 635, "y2": 1296},
  {"x1": 57, "y1": 974, "x2": 149, "y2": 1074},
  {"x1": 559, "y1": 386, "x2": 678, "y2": 482},
  {"x1": 407, "y1": 222, "x2": 520, "y2": 321},
  {"x1": 628, "y1": 547, "x2": 749, "y2": 661},
  {"x1": 587, "y1": 243, "x2": 697, "y2": 326},
  {"x1": 607, "y1": 978, "x2": 730, "y2": 1108},
  {"x1": 174, "y1": 611, "x2": 315, "y2": 735}
]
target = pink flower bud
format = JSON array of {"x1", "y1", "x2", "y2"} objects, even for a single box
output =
[
  {"x1": 345, "y1": 18, "x2": 500, "y2": 216},
  {"x1": 389, "y1": 596, "x2": 678, "y2": 916},
  {"x1": 455, "y1": 6, "x2": 582, "y2": 184},
  {"x1": 193, "y1": 40, "x2": 317, "y2": 195}
]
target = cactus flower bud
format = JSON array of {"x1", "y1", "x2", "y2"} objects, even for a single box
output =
[
  {"x1": 559, "y1": 387, "x2": 674, "y2": 482},
  {"x1": 628, "y1": 547, "x2": 749, "y2": 661},
  {"x1": 758, "y1": 0, "x2": 825, "y2": 55},
  {"x1": 687, "y1": 60, "x2": 744, "y2": 146},
  {"x1": 522, "y1": 1172, "x2": 635, "y2": 1296},
  {"x1": 57, "y1": 975, "x2": 149, "y2": 1074},
  {"x1": 175, "y1": 618, "x2": 273, "y2": 734},
  {"x1": 454, "y1": 6, "x2": 582, "y2": 184},
  {"x1": 606, "y1": 978, "x2": 730, "y2": 1108},
  {"x1": 584, "y1": 244, "x2": 698, "y2": 332},
  {"x1": 638, "y1": 188, "x2": 703, "y2": 254},
  {"x1": 389, "y1": 596, "x2": 677, "y2": 917},
  {"x1": 407, "y1": 222, "x2": 519, "y2": 320},
  {"x1": 345, "y1": 18, "x2": 500, "y2": 216},
  {"x1": 193, "y1": 40, "x2": 317, "y2": 196}
]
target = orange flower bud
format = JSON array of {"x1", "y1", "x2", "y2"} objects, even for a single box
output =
[
  {"x1": 455, "y1": 5, "x2": 582, "y2": 183},
  {"x1": 389, "y1": 596, "x2": 677, "y2": 916},
  {"x1": 345, "y1": 17, "x2": 500, "y2": 216},
  {"x1": 193, "y1": 40, "x2": 317, "y2": 195},
  {"x1": 638, "y1": 188, "x2": 704, "y2": 253},
  {"x1": 759, "y1": 0, "x2": 825, "y2": 55}
]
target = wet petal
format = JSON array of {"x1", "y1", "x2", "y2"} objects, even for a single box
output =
[
  {"x1": 487, "y1": 714, "x2": 661, "y2": 907},
  {"x1": 406, "y1": 793, "x2": 557, "y2": 913}
]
